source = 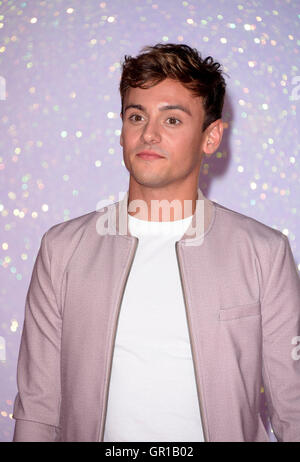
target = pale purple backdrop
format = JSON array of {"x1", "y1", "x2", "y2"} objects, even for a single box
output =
[{"x1": 0, "y1": 0, "x2": 299, "y2": 442}]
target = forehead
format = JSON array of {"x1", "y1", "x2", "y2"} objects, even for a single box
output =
[{"x1": 124, "y1": 78, "x2": 203, "y2": 110}]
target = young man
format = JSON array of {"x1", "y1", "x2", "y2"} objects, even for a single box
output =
[{"x1": 13, "y1": 43, "x2": 300, "y2": 442}]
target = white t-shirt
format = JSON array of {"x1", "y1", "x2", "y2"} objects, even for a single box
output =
[{"x1": 103, "y1": 213, "x2": 205, "y2": 442}]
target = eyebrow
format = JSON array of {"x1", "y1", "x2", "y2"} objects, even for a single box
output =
[{"x1": 124, "y1": 103, "x2": 192, "y2": 116}]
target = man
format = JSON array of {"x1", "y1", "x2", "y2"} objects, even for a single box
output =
[{"x1": 13, "y1": 43, "x2": 300, "y2": 442}]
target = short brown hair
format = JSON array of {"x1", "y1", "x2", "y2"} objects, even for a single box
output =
[{"x1": 119, "y1": 43, "x2": 227, "y2": 132}]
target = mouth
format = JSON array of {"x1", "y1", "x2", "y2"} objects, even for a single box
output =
[{"x1": 136, "y1": 151, "x2": 165, "y2": 160}]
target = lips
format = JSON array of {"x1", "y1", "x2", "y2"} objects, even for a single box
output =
[{"x1": 137, "y1": 151, "x2": 164, "y2": 160}]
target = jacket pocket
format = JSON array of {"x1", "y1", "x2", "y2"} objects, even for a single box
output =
[{"x1": 219, "y1": 301, "x2": 261, "y2": 321}]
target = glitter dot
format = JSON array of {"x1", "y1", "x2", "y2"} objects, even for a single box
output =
[
  {"x1": 8, "y1": 192, "x2": 16, "y2": 200},
  {"x1": 108, "y1": 148, "x2": 114, "y2": 155},
  {"x1": 32, "y1": 212, "x2": 38, "y2": 218},
  {"x1": 107, "y1": 112, "x2": 114, "y2": 119},
  {"x1": 41, "y1": 204, "x2": 48, "y2": 212},
  {"x1": 75, "y1": 130, "x2": 82, "y2": 138},
  {"x1": 2, "y1": 243, "x2": 8, "y2": 250},
  {"x1": 63, "y1": 174, "x2": 69, "y2": 181},
  {"x1": 66, "y1": 8, "x2": 74, "y2": 14},
  {"x1": 10, "y1": 319, "x2": 18, "y2": 332},
  {"x1": 187, "y1": 18, "x2": 194, "y2": 24},
  {"x1": 244, "y1": 24, "x2": 252, "y2": 31},
  {"x1": 95, "y1": 160, "x2": 102, "y2": 167},
  {"x1": 30, "y1": 17, "x2": 37, "y2": 24},
  {"x1": 61, "y1": 131, "x2": 68, "y2": 138},
  {"x1": 250, "y1": 182, "x2": 257, "y2": 190},
  {"x1": 237, "y1": 166, "x2": 244, "y2": 172},
  {"x1": 262, "y1": 104, "x2": 268, "y2": 110},
  {"x1": 220, "y1": 38, "x2": 227, "y2": 44},
  {"x1": 107, "y1": 16, "x2": 115, "y2": 22}
]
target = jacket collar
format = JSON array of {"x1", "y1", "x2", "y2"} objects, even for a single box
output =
[{"x1": 98, "y1": 187, "x2": 215, "y2": 246}]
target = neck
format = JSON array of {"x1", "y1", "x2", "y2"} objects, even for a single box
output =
[{"x1": 127, "y1": 181, "x2": 199, "y2": 222}]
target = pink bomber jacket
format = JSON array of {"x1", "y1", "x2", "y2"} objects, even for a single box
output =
[{"x1": 12, "y1": 188, "x2": 300, "y2": 442}]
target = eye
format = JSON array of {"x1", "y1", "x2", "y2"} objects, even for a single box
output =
[
  {"x1": 128, "y1": 113, "x2": 143, "y2": 122},
  {"x1": 167, "y1": 117, "x2": 181, "y2": 126}
]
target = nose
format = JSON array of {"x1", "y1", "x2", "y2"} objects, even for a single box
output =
[{"x1": 141, "y1": 119, "x2": 161, "y2": 144}]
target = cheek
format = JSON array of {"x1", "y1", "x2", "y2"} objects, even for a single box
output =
[{"x1": 121, "y1": 127, "x2": 139, "y2": 148}]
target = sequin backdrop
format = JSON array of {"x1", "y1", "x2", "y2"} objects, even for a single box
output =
[{"x1": 0, "y1": 0, "x2": 299, "y2": 442}]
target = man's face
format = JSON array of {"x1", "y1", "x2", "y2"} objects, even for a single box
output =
[{"x1": 120, "y1": 78, "x2": 218, "y2": 191}]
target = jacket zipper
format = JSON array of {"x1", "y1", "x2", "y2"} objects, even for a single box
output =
[
  {"x1": 98, "y1": 236, "x2": 139, "y2": 442},
  {"x1": 175, "y1": 240, "x2": 209, "y2": 442}
]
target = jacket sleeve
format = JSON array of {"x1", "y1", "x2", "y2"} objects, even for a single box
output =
[
  {"x1": 261, "y1": 234, "x2": 300, "y2": 442},
  {"x1": 12, "y1": 230, "x2": 62, "y2": 442}
]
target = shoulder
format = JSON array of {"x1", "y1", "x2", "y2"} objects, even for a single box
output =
[
  {"x1": 211, "y1": 200, "x2": 286, "y2": 250},
  {"x1": 44, "y1": 209, "x2": 99, "y2": 245}
]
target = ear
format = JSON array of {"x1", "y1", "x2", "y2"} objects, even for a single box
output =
[
  {"x1": 120, "y1": 112, "x2": 123, "y2": 147},
  {"x1": 203, "y1": 119, "x2": 224, "y2": 156}
]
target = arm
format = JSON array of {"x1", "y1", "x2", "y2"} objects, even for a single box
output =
[
  {"x1": 12, "y1": 230, "x2": 62, "y2": 442},
  {"x1": 261, "y1": 235, "x2": 300, "y2": 442}
]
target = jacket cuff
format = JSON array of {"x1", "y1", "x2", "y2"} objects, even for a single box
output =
[{"x1": 13, "y1": 419, "x2": 60, "y2": 442}]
